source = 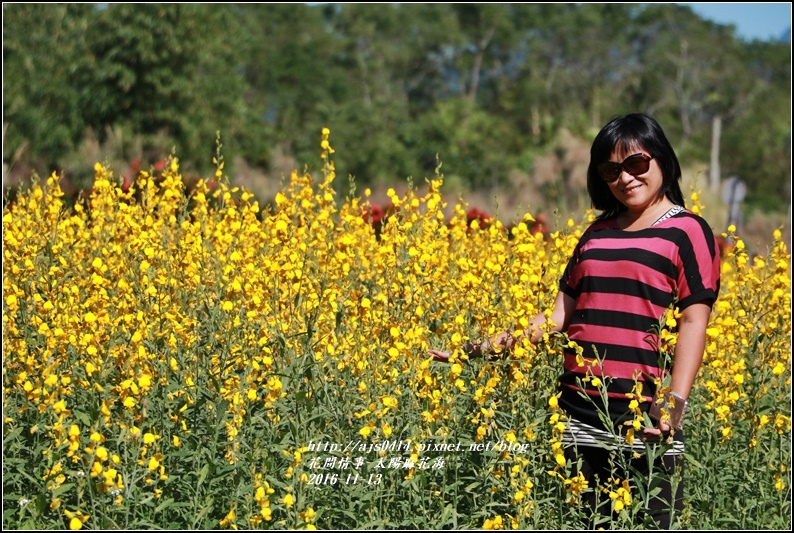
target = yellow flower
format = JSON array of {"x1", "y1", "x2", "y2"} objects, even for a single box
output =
[
  {"x1": 95, "y1": 447, "x2": 108, "y2": 462},
  {"x1": 220, "y1": 506, "x2": 237, "y2": 529},
  {"x1": 283, "y1": 493, "x2": 295, "y2": 509},
  {"x1": 554, "y1": 450, "x2": 566, "y2": 467},
  {"x1": 53, "y1": 400, "x2": 67, "y2": 415},
  {"x1": 138, "y1": 374, "x2": 152, "y2": 389},
  {"x1": 483, "y1": 515, "x2": 504, "y2": 530},
  {"x1": 65, "y1": 510, "x2": 89, "y2": 530}
]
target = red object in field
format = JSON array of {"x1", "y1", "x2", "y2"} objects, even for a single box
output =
[
  {"x1": 363, "y1": 202, "x2": 400, "y2": 240},
  {"x1": 364, "y1": 203, "x2": 385, "y2": 226},
  {"x1": 121, "y1": 159, "x2": 141, "y2": 192},
  {"x1": 466, "y1": 207, "x2": 491, "y2": 229}
]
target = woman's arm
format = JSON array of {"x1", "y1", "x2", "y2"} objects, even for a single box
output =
[
  {"x1": 520, "y1": 291, "x2": 575, "y2": 345},
  {"x1": 488, "y1": 290, "x2": 574, "y2": 352},
  {"x1": 428, "y1": 291, "x2": 575, "y2": 361},
  {"x1": 644, "y1": 301, "x2": 712, "y2": 437},
  {"x1": 668, "y1": 302, "x2": 712, "y2": 399}
]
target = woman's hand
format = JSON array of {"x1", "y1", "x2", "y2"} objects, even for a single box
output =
[
  {"x1": 492, "y1": 331, "x2": 516, "y2": 351},
  {"x1": 427, "y1": 333, "x2": 513, "y2": 363},
  {"x1": 427, "y1": 338, "x2": 488, "y2": 362},
  {"x1": 641, "y1": 419, "x2": 672, "y2": 441},
  {"x1": 643, "y1": 390, "x2": 688, "y2": 440},
  {"x1": 427, "y1": 349, "x2": 451, "y2": 362}
]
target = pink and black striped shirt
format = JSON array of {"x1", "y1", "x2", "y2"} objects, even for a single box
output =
[{"x1": 557, "y1": 208, "x2": 721, "y2": 431}]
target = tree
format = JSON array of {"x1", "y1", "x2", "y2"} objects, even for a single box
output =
[
  {"x1": 72, "y1": 4, "x2": 248, "y2": 174},
  {"x1": 3, "y1": 4, "x2": 94, "y2": 171},
  {"x1": 722, "y1": 40, "x2": 791, "y2": 212},
  {"x1": 235, "y1": 3, "x2": 350, "y2": 173}
]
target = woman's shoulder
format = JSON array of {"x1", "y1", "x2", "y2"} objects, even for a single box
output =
[
  {"x1": 668, "y1": 208, "x2": 718, "y2": 234},
  {"x1": 665, "y1": 209, "x2": 722, "y2": 254},
  {"x1": 581, "y1": 217, "x2": 618, "y2": 237}
]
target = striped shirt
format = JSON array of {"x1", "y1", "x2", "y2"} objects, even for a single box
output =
[
  {"x1": 563, "y1": 416, "x2": 686, "y2": 455},
  {"x1": 557, "y1": 208, "x2": 721, "y2": 436}
]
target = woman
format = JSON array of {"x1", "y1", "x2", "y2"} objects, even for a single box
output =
[{"x1": 429, "y1": 113, "x2": 721, "y2": 528}]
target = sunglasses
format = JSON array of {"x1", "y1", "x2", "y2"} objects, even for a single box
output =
[{"x1": 597, "y1": 153, "x2": 654, "y2": 183}]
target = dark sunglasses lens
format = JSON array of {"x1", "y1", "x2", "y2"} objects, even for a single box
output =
[
  {"x1": 623, "y1": 155, "x2": 651, "y2": 175},
  {"x1": 598, "y1": 163, "x2": 621, "y2": 182}
]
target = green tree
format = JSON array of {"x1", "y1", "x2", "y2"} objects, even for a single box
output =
[
  {"x1": 3, "y1": 2, "x2": 789, "y2": 218},
  {"x1": 3, "y1": 3, "x2": 94, "y2": 170},
  {"x1": 631, "y1": 3, "x2": 790, "y2": 214},
  {"x1": 317, "y1": 3, "x2": 464, "y2": 186},
  {"x1": 722, "y1": 39, "x2": 791, "y2": 212},
  {"x1": 235, "y1": 3, "x2": 350, "y2": 173},
  {"x1": 73, "y1": 3, "x2": 248, "y2": 175}
]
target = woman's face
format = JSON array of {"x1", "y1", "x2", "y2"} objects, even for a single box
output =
[{"x1": 604, "y1": 145, "x2": 665, "y2": 213}]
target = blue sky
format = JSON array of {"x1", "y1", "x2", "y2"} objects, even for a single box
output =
[{"x1": 679, "y1": 2, "x2": 791, "y2": 41}]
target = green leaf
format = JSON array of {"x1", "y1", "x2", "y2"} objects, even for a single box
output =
[
  {"x1": 51, "y1": 482, "x2": 75, "y2": 497},
  {"x1": 197, "y1": 464, "x2": 209, "y2": 486},
  {"x1": 154, "y1": 497, "x2": 175, "y2": 513}
]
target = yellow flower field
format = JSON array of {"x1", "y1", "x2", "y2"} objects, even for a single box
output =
[{"x1": 3, "y1": 130, "x2": 791, "y2": 529}]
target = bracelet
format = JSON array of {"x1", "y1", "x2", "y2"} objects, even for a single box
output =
[
  {"x1": 486, "y1": 335, "x2": 512, "y2": 359},
  {"x1": 462, "y1": 341, "x2": 483, "y2": 357},
  {"x1": 649, "y1": 391, "x2": 688, "y2": 431},
  {"x1": 462, "y1": 338, "x2": 503, "y2": 359},
  {"x1": 504, "y1": 331, "x2": 517, "y2": 350}
]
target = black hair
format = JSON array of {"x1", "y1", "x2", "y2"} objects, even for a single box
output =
[{"x1": 587, "y1": 113, "x2": 686, "y2": 220}]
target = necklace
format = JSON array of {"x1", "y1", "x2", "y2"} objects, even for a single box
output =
[{"x1": 651, "y1": 205, "x2": 684, "y2": 226}]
